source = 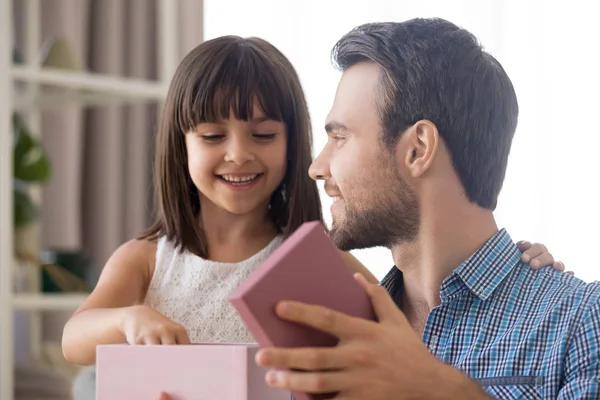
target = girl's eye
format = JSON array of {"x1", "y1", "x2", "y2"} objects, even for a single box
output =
[
  {"x1": 253, "y1": 133, "x2": 277, "y2": 140},
  {"x1": 201, "y1": 134, "x2": 225, "y2": 142}
]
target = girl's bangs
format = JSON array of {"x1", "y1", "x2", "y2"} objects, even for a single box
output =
[{"x1": 178, "y1": 46, "x2": 291, "y2": 132}]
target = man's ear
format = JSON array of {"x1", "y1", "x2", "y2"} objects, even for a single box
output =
[{"x1": 398, "y1": 120, "x2": 439, "y2": 178}]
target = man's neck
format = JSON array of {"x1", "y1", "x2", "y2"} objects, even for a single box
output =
[{"x1": 391, "y1": 201, "x2": 498, "y2": 334}]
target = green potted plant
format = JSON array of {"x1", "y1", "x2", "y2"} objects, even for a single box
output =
[
  {"x1": 12, "y1": 47, "x2": 94, "y2": 293},
  {"x1": 12, "y1": 110, "x2": 52, "y2": 292},
  {"x1": 12, "y1": 48, "x2": 52, "y2": 236},
  {"x1": 13, "y1": 112, "x2": 51, "y2": 233},
  {"x1": 13, "y1": 96, "x2": 94, "y2": 293}
]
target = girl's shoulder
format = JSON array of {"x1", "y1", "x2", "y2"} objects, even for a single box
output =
[
  {"x1": 73, "y1": 237, "x2": 159, "y2": 313},
  {"x1": 115, "y1": 237, "x2": 158, "y2": 263},
  {"x1": 109, "y1": 237, "x2": 158, "y2": 288}
]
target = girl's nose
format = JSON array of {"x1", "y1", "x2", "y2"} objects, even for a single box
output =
[{"x1": 224, "y1": 138, "x2": 256, "y2": 165}]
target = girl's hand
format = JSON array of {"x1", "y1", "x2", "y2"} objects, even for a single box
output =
[
  {"x1": 121, "y1": 305, "x2": 191, "y2": 345},
  {"x1": 516, "y1": 240, "x2": 572, "y2": 274}
]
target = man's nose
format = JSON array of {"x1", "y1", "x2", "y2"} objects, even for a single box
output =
[{"x1": 308, "y1": 149, "x2": 331, "y2": 181}]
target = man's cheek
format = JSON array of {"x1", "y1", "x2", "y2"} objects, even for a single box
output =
[{"x1": 329, "y1": 159, "x2": 351, "y2": 188}]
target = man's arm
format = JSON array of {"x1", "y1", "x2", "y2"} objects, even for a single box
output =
[{"x1": 558, "y1": 299, "x2": 600, "y2": 398}]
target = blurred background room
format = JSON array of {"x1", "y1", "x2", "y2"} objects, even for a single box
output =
[{"x1": 1, "y1": 0, "x2": 598, "y2": 399}]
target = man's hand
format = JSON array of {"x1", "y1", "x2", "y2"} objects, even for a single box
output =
[{"x1": 256, "y1": 274, "x2": 491, "y2": 399}]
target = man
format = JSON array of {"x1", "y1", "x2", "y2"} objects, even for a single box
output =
[{"x1": 253, "y1": 18, "x2": 600, "y2": 399}]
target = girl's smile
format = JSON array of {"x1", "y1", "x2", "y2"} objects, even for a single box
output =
[{"x1": 216, "y1": 172, "x2": 265, "y2": 192}]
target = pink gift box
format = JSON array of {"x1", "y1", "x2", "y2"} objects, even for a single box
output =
[
  {"x1": 229, "y1": 221, "x2": 377, "y2": 400},
  {"x1": 96, "y1": 343, "x2": 291, "y2": 400}
]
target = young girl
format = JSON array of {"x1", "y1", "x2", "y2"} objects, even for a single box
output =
[{"x1": 62, "y1": 34, "x2": 563, "y2": 381}]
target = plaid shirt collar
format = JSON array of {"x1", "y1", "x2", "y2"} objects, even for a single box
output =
[{"x1": 380, "y1": 229, "x2": 521, "y2": 304}]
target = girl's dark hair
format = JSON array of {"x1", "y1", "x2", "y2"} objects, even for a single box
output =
[{"x1": 140, "y1": 36, "x2": 324, "y2": 257}]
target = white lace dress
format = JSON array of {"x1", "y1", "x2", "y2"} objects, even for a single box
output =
[
  {"x1": 72, "y1": 234, "x2": 284, "y2": 399},
  {"x1": 144, "y1": 234, "x2": 283, "y2": 343}
]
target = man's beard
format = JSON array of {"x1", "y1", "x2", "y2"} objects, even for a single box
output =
[{"x1": 328, "y1": 163, "x2": 420, "y2": 251}]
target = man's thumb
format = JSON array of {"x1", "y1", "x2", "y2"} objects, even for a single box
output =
[{"x1": 354, "y1": 273, "x2": 404, "y2": 323}]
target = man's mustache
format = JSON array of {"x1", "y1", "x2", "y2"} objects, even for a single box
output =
[{"x1": 324, "y1": 180, "x2": 341, "y2": 195}]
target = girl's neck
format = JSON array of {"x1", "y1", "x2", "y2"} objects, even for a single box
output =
[{"x1": 199, "y1": 199, "x2": 279, "y2": 263}]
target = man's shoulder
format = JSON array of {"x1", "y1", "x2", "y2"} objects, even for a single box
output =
[
  {"x1": 527, "y1": 266, "x2": 600, "y2": 296},
  {"x1": 509, "y1": 264, "x2": 600, "y2": 321}
]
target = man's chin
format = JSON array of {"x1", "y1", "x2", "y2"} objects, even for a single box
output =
[
  {"x1": 328, "y1": 223, "x2": 357, "y2": 252},
  {"x1": 328, "y1": 220, "x2": 391, "y2": 252},
  {"x1": 330, "y1": 214, "x2": 344, "y2": 233}
]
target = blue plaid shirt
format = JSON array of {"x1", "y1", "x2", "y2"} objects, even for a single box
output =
[{"x1": 381, "y1": 229, "x2": 600, "y2": 399}]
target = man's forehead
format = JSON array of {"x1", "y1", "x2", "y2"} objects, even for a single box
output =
[{"x1": 326, "y1": 62, "x2": 380, "y2": 132}]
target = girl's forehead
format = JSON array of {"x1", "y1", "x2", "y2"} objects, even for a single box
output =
[{"x1": 192, "y1": 91, "x2": 284, "y2": 124}]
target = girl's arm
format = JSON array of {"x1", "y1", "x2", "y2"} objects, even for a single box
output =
[
  {"x1": 61, "y1": 239, "x2": 156, "y2": 366},
  {"x1": 338, "y1": 250, "x2": 379, "y2": 284}
]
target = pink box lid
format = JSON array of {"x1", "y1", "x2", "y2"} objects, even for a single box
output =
[{"x1": 228, "y1": 221, "x2": 376, "y2": 400}]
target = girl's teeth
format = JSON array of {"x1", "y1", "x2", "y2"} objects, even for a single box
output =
[{"x1": 222, "y1": 174, "x2": 258, "y2": 183}]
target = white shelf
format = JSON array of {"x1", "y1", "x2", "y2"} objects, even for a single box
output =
[
  {"x1": 1, "y1": 0, "x2": 15, "y2": 397},
  {"x1": 12, "y1": 293, "x2": 88, "y2": 311},
  {"x1": 11, "y1": 65, "x2": 168, "y2": 102},
  {"x1": 2, "y1": 1, "x2": 181, "y2": 399}
]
